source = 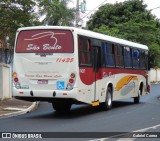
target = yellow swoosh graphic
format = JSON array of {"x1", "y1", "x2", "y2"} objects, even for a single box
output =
[{"x1": 116, "y1": 75, "x2": 138, "y2": 91}]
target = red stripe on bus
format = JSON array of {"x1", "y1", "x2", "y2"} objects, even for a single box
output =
[{"x1": 79, "y1": 67, "x2": 146, "y2": 85}]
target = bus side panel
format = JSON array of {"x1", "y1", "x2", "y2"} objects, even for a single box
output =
[
  {"x1": 76, "y1": 67, "x2": 95, "y2": 104},
  {"x1": 98, "y1": 69, "x2": 148, "y2": 102}
]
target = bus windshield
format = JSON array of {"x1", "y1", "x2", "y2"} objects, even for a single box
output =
[{"x1": 16, "y1": 29, "x2": 74, "y2": 53}]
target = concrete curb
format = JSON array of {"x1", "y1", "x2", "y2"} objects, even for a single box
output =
[{"x1": 0, "y1": 102, "x2": 39, "y2": 119}]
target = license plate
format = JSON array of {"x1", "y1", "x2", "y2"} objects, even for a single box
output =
[{"x1": 37, "y1": 80, "x2": 48, "y2": 84}]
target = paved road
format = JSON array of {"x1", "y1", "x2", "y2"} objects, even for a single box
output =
[{"x1": 0, "y1": 84, "x2": 160, "y2": 140}]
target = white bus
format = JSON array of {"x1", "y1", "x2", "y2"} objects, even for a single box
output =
[{"x1": 12, "y1": 26, "x2": 150, "y2": 112}]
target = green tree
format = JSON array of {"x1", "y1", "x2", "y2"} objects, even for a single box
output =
[
  {"x1": 39, "y1": 0, "x2": 75, "y2": 26},
  {"x1": 0, "y1": 0, "x2": 40, "y2": 64},
  {"x1": 87, "y1": 0, "x2": 160, "y2": 67}
]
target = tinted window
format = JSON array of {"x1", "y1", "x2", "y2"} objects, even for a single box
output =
[
  {"x1": 140, "y1": 51, "x2": 146, "y2": 69},
  {"x1": 132, "y1": 49, "x2": 140, "y2": 69},
  {"x1": 103, "y1": 42, "x2": 115, "y2": 67},
  {"x1": 124, "y1": 46, "x2": 132, "y2": 68},
  {"x1": 78, "y1": 36, "x2": 91, "y2": 66},
  {"x1": 16, "y1": 30, "x2": 74, "y2": 53},
  {"x1": 115, "y1": 45, "x2": 124, "y2": 67}
]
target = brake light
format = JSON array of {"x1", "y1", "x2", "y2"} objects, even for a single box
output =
[
  {"x1": 66, "y1": 73, "x2": 76, "y2": 90},
  {"x1": 69, "y1": 79, "x2": 74, "y2": 84},
  {"x1": 12, "y1": 72, "x2": 21, "y2": 89},
  {"x1": 14, "y1": 77, "x2": 19, "y2": 83},
  {"x1": 147, "y1": 84, "x2": 150, "y2": 93}
]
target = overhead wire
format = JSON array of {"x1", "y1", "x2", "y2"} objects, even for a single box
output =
[
  {"x1": 79, "y1": 0, "x2": 160, "y2": 21},
  {"x1": 149, "y1": 6, "x2": 160, "y2": 11}
]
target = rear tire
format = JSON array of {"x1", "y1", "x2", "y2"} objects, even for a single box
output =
[
  {"x1": 134, "y1": 90, "x2": 141, "y2": 104},
  {"x1": 52, "y1": 101, "x2": 72, "y2": 113},
  {"x1": 100, "y1": 87, "x2": 112, "y2": 111}
]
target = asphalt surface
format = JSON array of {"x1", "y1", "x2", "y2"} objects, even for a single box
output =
[{"x1": 0, "y1": 84, "x2": 160, "y2": 141}]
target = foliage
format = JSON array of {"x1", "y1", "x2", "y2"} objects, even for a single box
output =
[
  {"x1": 0, "y1": 0, "x2": 40, "y2": 64},
  {"x1": 39, "y1": 0, "x2": 75, "y2": 26},
  {"x1": 87, "y1": 0, "x2": 160, "y2": 67},
  {"x1": 0, "y1": 0, "x2": 76, "y2": 64},
  {"x1": 0, "y1": 0, "x2": 40, "y2": 44}
]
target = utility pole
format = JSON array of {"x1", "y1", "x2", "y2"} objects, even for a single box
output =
[
  {"x1": 75, "y1": 0, "x2": 80, "y2": 27},
  {"x1": 75, "y1": 0, "x2": 86, "y2": 27}
]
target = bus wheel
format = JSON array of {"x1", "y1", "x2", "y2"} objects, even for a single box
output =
[
  {"x1": 100, "y1": 87, "x2": 112, "y2": 111},
  {"x1": 134, "y1": 90, "x2": 141, "y2": 104},
  {"x1": 52, "y1": 102, "x2": 72, "y2": 113}
]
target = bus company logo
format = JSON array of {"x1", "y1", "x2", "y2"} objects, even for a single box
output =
[
  {"x1": 102, "y1": 72, "x2": 115, "y2": 78},
  {"x1": 24, "y1": 31, "x2": 66, "y2": 51}
]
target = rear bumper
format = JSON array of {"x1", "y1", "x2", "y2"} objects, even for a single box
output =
[{"x1": 13, "y1": 87, "x2": 78, "y2": 102}]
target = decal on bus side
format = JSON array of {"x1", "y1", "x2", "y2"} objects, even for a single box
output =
[
  {"x1": 102, "y1": 72, "x2": 115, "y2": 78},
  {"x1": 116, "y1": 75, "x2": 138, "y2": 92}
]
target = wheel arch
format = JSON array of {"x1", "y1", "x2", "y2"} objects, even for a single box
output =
[
  {"x1": 106, "y1": 82, "x2": 114, "y2": 98},
  {"x1": 100, "y1": 82, "x2": 113, "y2": 110}
]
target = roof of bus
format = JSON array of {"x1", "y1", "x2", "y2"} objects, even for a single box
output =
[{"x1": 17, "y1": 26, "x2": 148, "y2": 50}]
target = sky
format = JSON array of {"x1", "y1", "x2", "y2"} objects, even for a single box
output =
[{"x1": 70, "y1": 0, "x2": 160, "y2": 26}]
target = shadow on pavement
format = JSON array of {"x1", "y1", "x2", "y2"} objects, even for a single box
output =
[{"x1": 24, "y1": 100, "x2": 145, "y2": 119}]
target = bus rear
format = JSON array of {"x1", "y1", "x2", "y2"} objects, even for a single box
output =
[{"x1": 12, "y1": 26, "x2": 78, "y2": 111}]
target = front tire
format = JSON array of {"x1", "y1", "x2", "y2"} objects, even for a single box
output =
[{"x1": 100, "y1": 87, "x2": 112, "y2": 111}]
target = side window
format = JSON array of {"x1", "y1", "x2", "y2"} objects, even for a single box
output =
[
  {"x1": 145, "y1": 51, "x2": 148, "y2": 70},
  {"x1": 104, "y1": 42, "x2": 115, "y2": 67},
  {"x1": 124, "y1": 46, "x2": 132, "y2": 68},
  {"x1": 132, "y1": 48, "x2": 140, "y2": 69},
  {"x1": 78, "y1": 36, "x2": 91, "y2": 66},
  {"x1": 140, "y1": 50, "x2": 146, "y2": 69},
  {"x1": 115, "y1": 45, "x2": 124, "y2": 67},
  {"x1": 102, "y1": 42, "x2": 107, "y2": 67}
]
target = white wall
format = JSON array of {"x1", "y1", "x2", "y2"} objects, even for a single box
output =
[
  {"x1": 0, "y1": 63, "x2": 11, "y2": 100},
  {"x1": 149, "y1": 68, "x2": 160, "y2": 83}
]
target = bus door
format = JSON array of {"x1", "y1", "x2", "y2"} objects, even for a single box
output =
[{"x1": 92, "y1": 46, "x2": 101, "y2": 102}]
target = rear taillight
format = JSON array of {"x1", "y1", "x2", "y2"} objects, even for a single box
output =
[
  {"x1": 69, "y1": 79, "x2": 74, "y2": 84},
  {"x1": 147, "y1": 84, "x2": 150, "y2": 93},
  {"x1": 70, "y1": 73, "x2": 75, "y2": 78},
  {"x1": 14, "y1": 77, "x2": 19, "y2": 83},
  {"x1": 12, "y1": 72, "x2": 21, "y2": 89},
  {"x1": 13, "y1": 72, "x2": 17, "y2": 78},
  {"x1": 66, "y1": 73, "x2": 76, "y2": 90}
]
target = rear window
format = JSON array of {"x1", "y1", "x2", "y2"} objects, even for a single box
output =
[{"x1": 16, "y1": 29, "x2": 74, "y2": 53}]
